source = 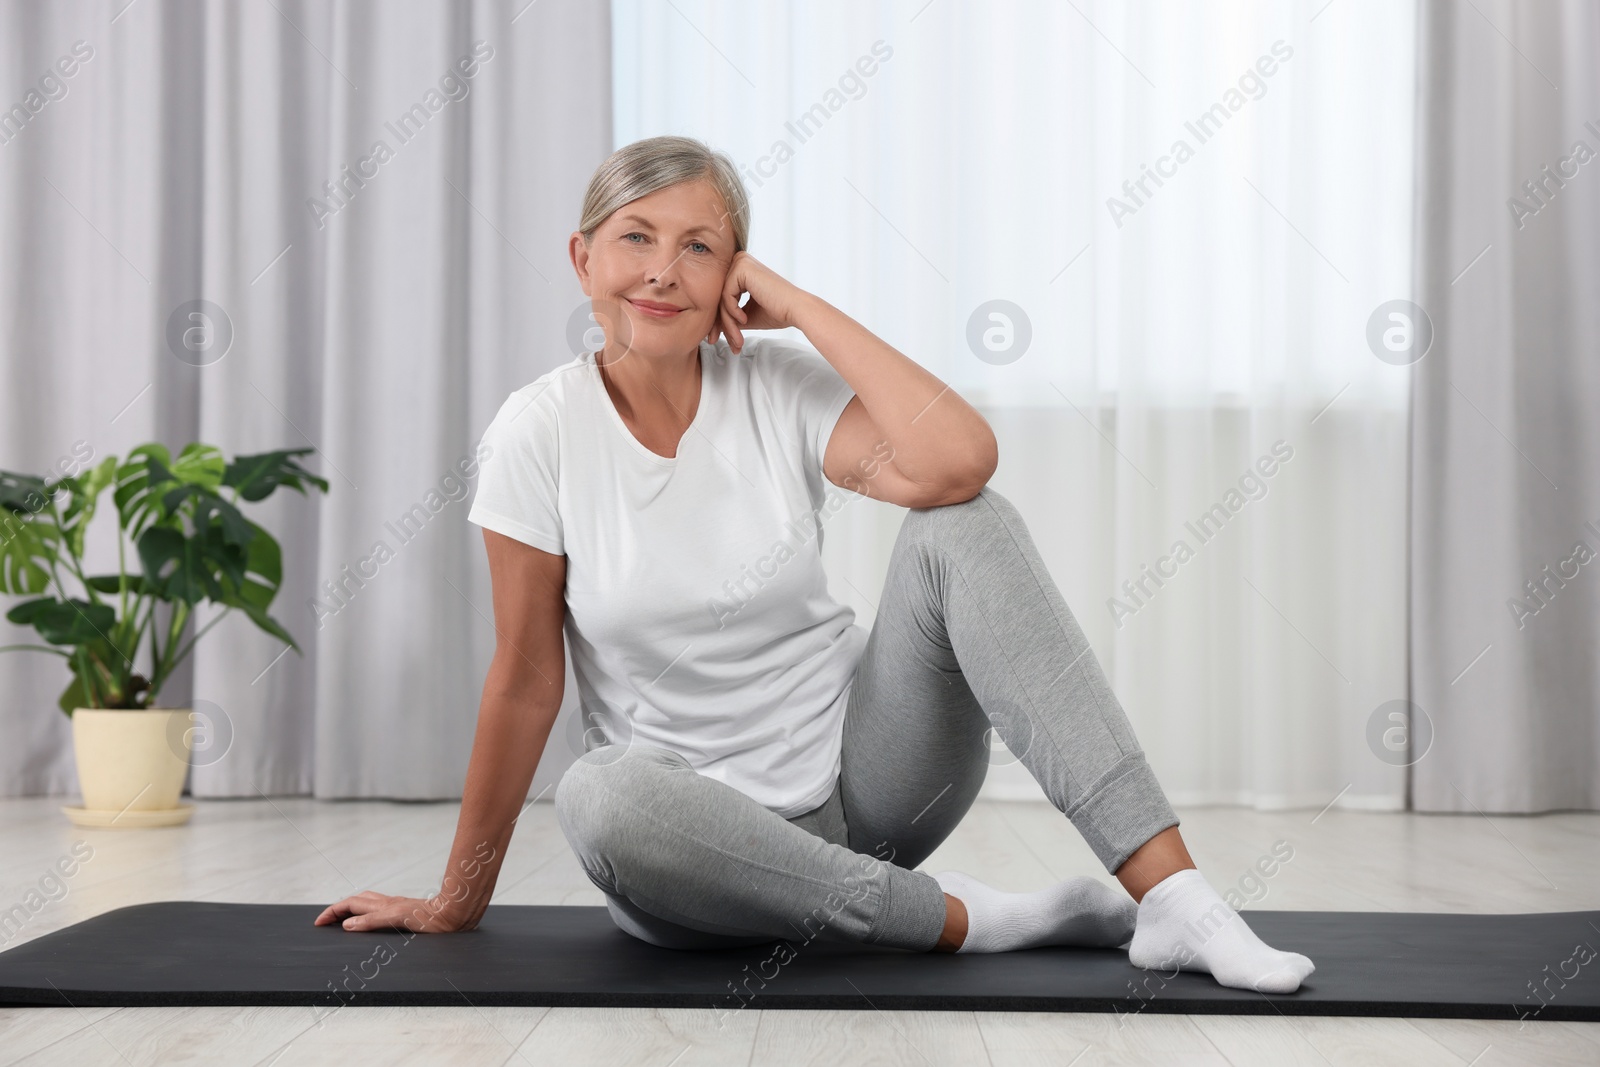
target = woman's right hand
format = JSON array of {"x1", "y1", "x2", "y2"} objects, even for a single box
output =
[{"x1": 313, "y1": 890, "x2": 473, "y2": 933}]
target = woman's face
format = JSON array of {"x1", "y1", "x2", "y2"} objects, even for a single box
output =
[{"x1": 571, "y1": 178, "x2": 738, "y2": 364}]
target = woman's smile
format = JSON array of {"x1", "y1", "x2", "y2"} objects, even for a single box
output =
[{"x1": 627, "y1": 297, "x2": 686, "y2": 320}]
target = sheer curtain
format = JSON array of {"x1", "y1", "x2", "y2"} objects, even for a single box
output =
[{"x1": 613, "y1": 0, "x2": 1416, "y2": 810}]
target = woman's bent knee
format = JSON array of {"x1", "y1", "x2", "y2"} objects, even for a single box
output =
[
  {"x1": 554, "y1": 744, "x2": 689, "y2": 854},
  {"x1": 903, "y1": 484, "x2": 1019, "y2": 542}
]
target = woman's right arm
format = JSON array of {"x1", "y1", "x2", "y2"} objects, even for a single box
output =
[{"x1": 315, "y1": 528, "x2": 567, "y2": 933}]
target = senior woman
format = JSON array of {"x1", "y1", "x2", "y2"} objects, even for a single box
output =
[{"x1": 316, "y1": 135, "x2": 1314, "y2": 994}]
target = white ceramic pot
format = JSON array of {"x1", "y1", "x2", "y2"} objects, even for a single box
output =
[{"x1": 65, "y1": 708, "x2": 195, "y2": 828}]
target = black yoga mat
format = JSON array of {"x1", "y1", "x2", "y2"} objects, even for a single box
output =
[{"x1": 3, "y1": 902, "x2": 1598, "y2": 1020}]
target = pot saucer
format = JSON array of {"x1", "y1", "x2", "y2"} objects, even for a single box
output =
[{"x1": 61, "y1": 803, "x2": 195, "y2": 828}]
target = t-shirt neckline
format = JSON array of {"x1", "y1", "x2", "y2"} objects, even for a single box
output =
[{"x1": 587, "y1": 341, "x2": 711, "y2": 465}]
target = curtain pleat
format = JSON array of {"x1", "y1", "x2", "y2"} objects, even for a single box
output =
[
  {"x1": 1411, "y1": 0, "x2": 1600, "y2": 812},
  {"x1": 0, "y1": 0, "x2": 610, "y2": 799}
]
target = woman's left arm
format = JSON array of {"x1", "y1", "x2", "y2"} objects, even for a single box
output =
[{"x1": 715, "y1": 254, "x2": 999, "y2": 508}]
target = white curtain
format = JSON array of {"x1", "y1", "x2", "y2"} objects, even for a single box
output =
[
  {"x1": 613, "y1": 0, "x2": 1417, "y2": 810},
  {"x1": 1411, "y1": 0, "x2": 1600, "y2": 812},
  {"x1": 0, "y1": 0, "x2": 609, "y2": 799}
]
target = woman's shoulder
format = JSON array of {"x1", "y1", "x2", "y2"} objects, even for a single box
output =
[
  {"x1": 738, "y1": 336, "x2": 848, "y2": 405},
  {"x1": 510, "y1": 353, "x2": 593, "y2": 404},
  {"x1": 496, "y1": 354, "x2": 593, "y2": 416},
  {"x1": 482, "y1": 354, "x2": 593, "y2": 449},
  {"x1": 733, "y1": 335, "x2": 836, "y2": 387}
]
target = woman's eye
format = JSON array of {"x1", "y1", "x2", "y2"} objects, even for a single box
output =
[{"x1": 622, "y1": 233, "x2": 707, "y2": 253}]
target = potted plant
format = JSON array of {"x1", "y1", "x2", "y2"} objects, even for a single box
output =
[{"x1": 0, "y1": 442, "x2": 329, "y2": 827}]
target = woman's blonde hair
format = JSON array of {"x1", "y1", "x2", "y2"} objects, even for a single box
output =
[{"x1": 577, "y1": 135, "x2": 750, "y2": 254}]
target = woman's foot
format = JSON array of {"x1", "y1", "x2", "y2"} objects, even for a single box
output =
[
  {"x1": 1127, "y1": 868, "x2": 1315, "y2": 993},
  {"x1": 931, "y1": 870, "x2": 1136, "y2": 952}
]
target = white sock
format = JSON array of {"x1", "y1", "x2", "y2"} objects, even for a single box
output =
[
  {"x1": 1127, "y1": 868, "x2": 1315, "y2": 993},
  {"x1": 932, "y1": 870, "x2": 1136, "y2": 953}
]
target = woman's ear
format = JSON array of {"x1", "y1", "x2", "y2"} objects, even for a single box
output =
[{"x1": 568, "y1": 231, "x2": 592, "y2": 293}]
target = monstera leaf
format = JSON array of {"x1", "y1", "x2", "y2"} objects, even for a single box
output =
[
  {"x1": 159, "y1": 481, "x2": 257, "y2": 551},
  {"x1": 56, "y1": 456, "x2": 120, "y2": 561},
  {"x1": 136, "y1": 523, "x2": 248, "y2": 606},
  {"x1": 6, "y1": 596, "x2": 117, "y2": 646},
  {"x1": 224, "y1": 448, "x2": 329, "y2": 502},
  {"x1": 0, "y1": 506, "x2": 60, "y2": 596},
  {"x1": 219, "y1": 526, "x2": 297, "y2": 651},
  {"x1": 112, "y1": 444, "x2": 176, "y2": 541},
  {"x1": 113, "y1": 443, "x2": 225, "y2": 542},
  {"x1": 0, "y1": 469, "x2": 53, "y2": 513},
  {"x1": 134, "y1": 508, "x2": 296, "y2": 646},
  {"x1": 84, "y1": 573, "x2": 147, "y2": 596},
  {"x1": 0, "y1": 471, "x2": 63, "y2": 596}
]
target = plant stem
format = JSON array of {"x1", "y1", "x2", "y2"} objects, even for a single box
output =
[
  {"x1": 70, "y1": 647, "x2": 102, "y2": 709},
  {"x1": 47, "y1": 493, "x2": 99, "y2": 606},
  {"x1": 90, "y1": 655, "x2": 119, "y2": 706},
  {"x1": 42, "y1": 491, "x2": 140, "y2": 704},
  {"x1": 116, "y1": 515, "x2": 129, "y2": 630},
  {"x1": 130, "y1": 594, "x2": 155, "y2": 653},
  {"x1": 41, "y1": 498, "x2": 98, "y2": 707},
  {"x1": 42, "y1": 524, "x2": 72, "y2": 609},
  {"x1": 0, "y1": 644, "x2": 72, "y2": 657},
  {"x1": 164, "y1": 608, "x2": 230, "y2": 679},
  {"x1": 165, "y1": 600, "x2": 189, "y2": 669},
  {"x1": 147, "y1": 600, "x2": 191, "y2": 698},
  {"x1": 109, "y1": 592, "x2": 152, "y2": 702},
  {"x1": 145, "y1": 598, "x2": 164, "y2": 688}
]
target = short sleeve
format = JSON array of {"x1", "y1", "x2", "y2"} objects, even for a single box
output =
[
  {"x1": 750, "y1": 338, "x2": 856, "y2": 476},
  {"x1": 467, "y1": 389, "x2": 563, "y2": 556}
]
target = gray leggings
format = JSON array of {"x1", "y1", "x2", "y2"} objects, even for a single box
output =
[{"x1": 553, "y1": 486, "x2": 1178, "y2": 953}]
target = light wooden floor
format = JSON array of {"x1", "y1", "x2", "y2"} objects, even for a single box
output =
[{"x1": 1, "y1": 795, "x2": 1597, "y2": 1066}]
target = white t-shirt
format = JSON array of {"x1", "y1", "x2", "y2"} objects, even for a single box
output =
[{"x1": 467, "y1": 336, "x2": 870, "y2": 818}]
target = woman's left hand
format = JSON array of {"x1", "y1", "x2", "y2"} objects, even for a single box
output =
[{"x1": 709, "y1": 252, "x2": 809, "y2": 354}]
